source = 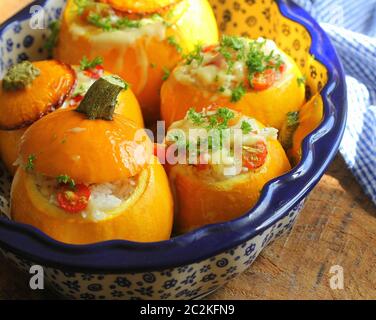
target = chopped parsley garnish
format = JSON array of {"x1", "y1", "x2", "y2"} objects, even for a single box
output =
[
  {"x1": 214, "y1": 36, "x2": 285, "y2": 94},
  {"x1": 245, "y1": 40, "x2": 283, "y2": 83},
  {"x1": 297, "y1": 76, "x2": 306, "y2": 87},
  {"x1": 167, "y1": 36, "x2": 182, "y2": 53},
  {"x1": 187, "y1": 108, "x2": 205, "y2": 125},
  {"x1": 44, "y1": 21, "x2": 60, "y2": 57},
  {"x1": 184, "y1": 44, "x2": 203, "y2": 65},
  {"x1": 221, "y1": 35, "x2": 245, "y2": 51},
  {"x1": 87, "y1": 12, "x2": 141, "y2": 31},
  {"x1": 279, "y1": 111, "x2": 300, "y2": 149},
  {"x1": 57, "y1": 174, "x2": 76, "y2": 188},
  {"x1": 207, "y1": 115, "x2": 219, "y2": 128},
  {"x1": 80, "y1": 56, "x2": 103, "y2": 71},
  {"x1": 162, "y1": 67, "x2": 171, "y2": 81},
  {"x1": 231, "y1": 84, "x2": 246, "y2": 102},
  {"x1": 218, "y1": 45, "x2": 234, "y2": 71},
  {"x1": 241, "y1": 121, "x2": 252, "y2": 134},
  {"x1": 72, "y1": 84, "x2": 86, "y2": 97},
  {"x1": 87, "y1": 13, "x2": 113, "y2": 31},
  {"x1": 116, "y1": 17, "x2": 142, "y2": 29},
  {"x1": 184, "y1": 108, "x2": 236, "y2": 152},
  {"x1": 181, "y1": 36, "x2": 285, "y2": 101},
  {"x1": 26, "y1": 154, "x2": 36, "y2": 171},
  {"x1": 246, "y1": 41, "x2": 270, "y2": 72},
  {"x1": 150, "y1": 63, "x2": 157, "y2": 68},
  {"x1": 74, "y1": 0, "x2": 93, "y2": 15},
  {"x1": 212, "y1": 108, "x2": 235, "y2": 129},
  {"x1": 187, "y1": 107, "x2": 235, "y2": 130},
  {"x1": 287, "y1": 111, "x2": 300, "y2": 127}
]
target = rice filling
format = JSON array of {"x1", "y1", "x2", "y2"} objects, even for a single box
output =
[{"x1": 34, "y1": 174, "x2": 138, "y2": 221}]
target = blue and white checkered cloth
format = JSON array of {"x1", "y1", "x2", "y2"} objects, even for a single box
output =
[{"x1": 294, "y1": 0, "x2": 376, "y2": 205}]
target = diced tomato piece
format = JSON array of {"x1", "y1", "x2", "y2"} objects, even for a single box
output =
[
  {"x1": 251, "y1": 69, "x2": 276, "y2": 91},
  {"x1": 243, "y1": 141, "x2": 268, "y2": 170},
  {"x1": 80, "y1": 9, "x2": 91, "y2": 21},
  {"x1": 202, "y1": 44, "x2": 217, "y2": 53},
  {"x1": 57, "y1": 184, "x2": 91, "y2": 213},
  {"x1": 84, "y1": 65, "x2": 104, "y2": 79},
  {"x1": 72, "y1": 94, "x2": 84, "y2": 104},
  {"x1": 279, "y1": 63, "x2": 286, "y2": 73}
]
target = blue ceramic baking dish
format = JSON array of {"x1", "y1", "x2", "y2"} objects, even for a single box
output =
[{"x1": 0, "y1": 0, "x2": 346, "y2": 299}]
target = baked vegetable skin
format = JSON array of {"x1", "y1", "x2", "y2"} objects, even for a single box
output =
[
  {"x1": 0, "y1": 60, "x2": 75, "y2": 130},
  {"x1": 0, "y1": 129, "x2": 27, "y2": 175},
  {"x1": 54, "y1": 0, "x2": 218, "y2": 124},
  {"x1": 11, "y1": 156, "x2": 172, "y2": 244},
  {"x1": 99, "y1": 0, "x2": 180, "y2": 13},
  {"x1": 288, "y1": 94, "x2": 324, "y2": 165},
  {"x1": 161, "y1": 36, "x2": 306, "y2": 130},
  {"x1": 0, "y1": 60, "x2": 75, "y2": 175},
  {"x1": 11, "y1": 76, "x2": 173, "y2": 244},
  {"x1": 0, "y1": 59, "x2": 143, "y2": 175},
  {"x1": 165, "y1": 106, "x2": 291, "y2": 233},
  {"x1": 18, "y1": 75, "x2": 149, "y2": 183}
]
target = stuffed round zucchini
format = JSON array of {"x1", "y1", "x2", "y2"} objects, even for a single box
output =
[
  {"x1": 11, "y1": 76, "x2": 173, "y2": 244},
  {"x1": 0, "y1": 58, "x2": 143, "y2": 175},
  {"x1": 161, "y1": 36, "x2": 306, "y2": 130},
  {"x1": 54, "y1": 0, "x2": 219, "y2": 123},
  {"x1": 165, "y1": 105, "x2": 291, "y2": 233}
]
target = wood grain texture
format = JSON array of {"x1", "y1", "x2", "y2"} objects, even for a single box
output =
[
  {"x1": 0, "y1": 1, "x2": 375, "y2": 300},
  {"x1": 210, "y1": 156, "x2": 376, "y2": 300}
]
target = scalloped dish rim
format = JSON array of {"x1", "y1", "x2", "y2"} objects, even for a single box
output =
[{"x1": 0, "y1": 0, "x2": 347, "y2": 273}]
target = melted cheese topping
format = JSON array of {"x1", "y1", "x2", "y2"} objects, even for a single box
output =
[
  {"x1": 174, "y1": 37, "x2": 288, "y2": 97},
  {"x1": 69, "y1": 14, "x2": 167, "y2": 94},
  {"x1": 166, "y1": 108, "x2": 278, "y2": 180},
  {"x1": 62, "y1": 66, "x2": 99, "y2": 108}
]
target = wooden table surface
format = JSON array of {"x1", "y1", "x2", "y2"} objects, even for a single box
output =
[{"x1": 1, "y1": 1, "x2": 375, "y2": 300}]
